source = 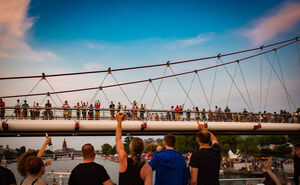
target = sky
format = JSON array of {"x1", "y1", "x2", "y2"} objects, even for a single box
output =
[{"x1": 0, "y1": 0, "x2": 300, "y2": 150}]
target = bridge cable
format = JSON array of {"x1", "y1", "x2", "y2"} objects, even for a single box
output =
[
  {"x1": 110, "y1": 72, "x2": 132, "y2": 105},
  {"x1": 0, "y1": 40, "x2": 296, "y2": 99},
  {"x1": 296, "y1": 40, "x2": 300, "y2": 70},
  {"x1": 150, "y1": 66, "x2": 168, "y2": 109},
  {"x1": 137, "y1": 82, "x2": 150, "y2": 105},
  {"x1": 21, "y1": 78, "x2": 43, "y2": 104},
  {"x1": 260, "y1": 48, "x2": 263, "y2": 113},
  {"x1": 263, "y1": 52, "x2": 276, "y2": 111},
  {"x1": 89, "y1": 73, "x2": 109, "y2": 106},
  {"x1": 44, "y1": 78, "x2": 64, "y2": 105},
  {"x1": 275, "y1": 50, "x2": 293, "y2": 112},
  {"x1": 209, "y1": 59, "x2": 219, "y2": 108},
  {"x1": 183, "y1": 73, "x2": 196, "y2": 106},
  {"x1": 237, "y1": 62, "x2": 254, "y2": 112},
  {"x1": 226, "y1": 62, "x2": 238, "y2": 107},
  {"x1": 150, "y1": 81, "x2": 165, "y2": 110},
  {"x1": 0, "y1": 37, "x2": 298, "y2": 81},
  {"x1": 168, "y1": 66, "x2": 196, "y2": 107},
  {"x1": 218, "y1": 59, "x2": 252, "y2": 111},
  {"x1": 264, "y1": 52, "x2": 296, "y2": 111},
  {"x1": 100, "y1": 89, "x2": 111, "y2": 105},
  {"x1": 196, "y1": 72, "x2": 211, "y2": 110}
]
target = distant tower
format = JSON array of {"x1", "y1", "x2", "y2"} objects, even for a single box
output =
[{"x1": 62, "y1": 138, "x2": 67, "y2": 152}]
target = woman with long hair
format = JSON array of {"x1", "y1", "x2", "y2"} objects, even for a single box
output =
[
  {"x1": 115, "y1": 113, "x2": 152, "y2": 185},
  {"x1": 20, "y1": 156, "x2": 46, "y2": 185}
]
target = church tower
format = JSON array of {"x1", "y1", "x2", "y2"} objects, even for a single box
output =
[{"x1": 62, "y1": 138, "x2": 67, "y2": 152}]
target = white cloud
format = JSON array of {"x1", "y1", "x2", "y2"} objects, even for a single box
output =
[
  {"x1": 0, "y1": 0, "x2": 58, "y2": 62},
  {"x1": 84, "y1": 63, "x2": 106, "y2": 70},
  {"x1": 243, "y1": 1, "x2": 300, "y2": 45},
  {"x1": 165, "y1": 33, "x2": 213, "y2": 49}
]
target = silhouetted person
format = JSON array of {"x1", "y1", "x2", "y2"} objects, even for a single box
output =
[{"x1": 0, "y1": 155, "x2": 16, "y2": 185}]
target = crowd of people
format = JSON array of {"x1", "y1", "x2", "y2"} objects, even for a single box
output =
[
  {"x1": 1, "y1": 115, "x2": 300, "y2": 185},
  {"x1": 0, "y1": 98, "x2": 299, "y2": 123}
]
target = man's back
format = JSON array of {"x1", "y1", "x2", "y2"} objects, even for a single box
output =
[
  {"x1": 149, "y1": 149, "x2": 188, "y2": 185},
  {"x1": 0, "y1": 165, "x2": 16, "y2": 185},
  {"x1": 189, "y1": 143, "x2": 221, "y2": 185},
  {"x1": 68, "y1": 162, "x2": 110, "y2": 185}
]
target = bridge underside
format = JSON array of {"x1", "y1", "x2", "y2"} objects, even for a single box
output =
[{"x1": 0, "y1": 120, "x2": 299, "y2": 136}]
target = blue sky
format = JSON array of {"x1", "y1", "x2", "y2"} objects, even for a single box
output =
[{"x1": 0, "y1": 0, "x2": 300, "y2": 150}]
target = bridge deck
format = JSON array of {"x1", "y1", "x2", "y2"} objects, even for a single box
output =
[{"x1": 0, "y1": 120, "x2": 299, "y2": 136}]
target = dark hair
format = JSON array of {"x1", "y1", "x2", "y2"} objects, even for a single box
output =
[
  {"x1": 196, "y1": 130, "x2": 211, "y2": 144},
  {"x1": 25, "y1": 156, "x2": 44, "y2": 175},
  {"x1": 164, "y1": 135, "x2": 176, "y2": 147},
  {"x1": 18, "y1": 150, "x2": 38, "y2": 177},
  {"x1": 82, "y1": 143, "x2": 95, "y2": 159},
  {"x1": 130, "y1": 137, "x2": 144, "y2": 166}
]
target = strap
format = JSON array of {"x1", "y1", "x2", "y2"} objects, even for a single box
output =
[
  {"x1": 32, "y1": 178, "x2": 40, "y2": 185},
  {"x1": 20, "y1": 178, "x2": 26, "y2": 185}
]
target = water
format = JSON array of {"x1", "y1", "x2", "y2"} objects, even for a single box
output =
[{"x1": 7, "y1": 156, "x2": 255, "y2": 185}]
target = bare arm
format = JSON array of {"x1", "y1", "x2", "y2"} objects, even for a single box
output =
[
  {"x1": 197, "y1": 121, "x2": 218, "y2": 144},
  {"x1": 103, "y1": 179, "x2": 115, "y2": 185},
  {"x1": 140, "y1": 163, "x2": 152, "y2": 185},
  {"x1": 190, "y1": 167, "x2": 198, "y2": 185},
  {"x1": 265, "y1": 158, "x2": 282, "y2": 185},
  {"x1": 37, "y1": 137, "x2": 51, "y2": 158},
  {"x1": 116, "y1": 113, "x2": 127, "y2": 172}
]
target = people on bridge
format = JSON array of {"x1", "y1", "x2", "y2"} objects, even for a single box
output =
[
  {"x1": 88, "y1": 104, "x2": 94, "y2": 120},
  {"x1": 21, "y1": 100, "x2": 29, "y2": 119},
  {"x1": 149, "y1": 134, "x2": 188, "y2": 185},
  {"x1": 81, "y1": 101, "x2": 87, "y2": 120},
  {"x1": 44, "y1": 100, "x2": 52, "y2": 120},
  {"x1": 34, "y1": 102, "x2": 41, "y2": 120},
  {"x1": 109, "y1": 101, "x2": 115, "y2": 120},
  {"x1": 74, "y1": 102, "x2": 81, "y2": 120},
  {"x1": 0, "y1": 98, "x2": 5, "y2": 119},
  {"x1": 14, "y1": 99, "x2": 21, "y2": 118},
  {"x1": 0, "y1": 155, "x2": 16, "y2": 185},
  {"x1": 62, "y1": 101, "x2": 70, "y2": 120},
  {"x1": 115, "y1": 112, "x2": 152, "y2": 185},
  {"x1": 68, "y1": 143, "x2": 115, "y2": 185},
  {"x1": 95, "y1": 100, "x2": 101, "y2": 120},
  {"x1": 132, "y1": 100, "x2": 138, "y2": 120},
  {"x1": 189, "y1": 122, "x2": 221, "y2": 185},
  {"x1": 139, "y1": 104, "x2": 146, "y2": 120}
]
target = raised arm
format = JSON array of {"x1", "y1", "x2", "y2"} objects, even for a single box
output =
[
  {"x1": 116, "y1": 113, "x2": 127, "y2": 172},
  {"x1": 197, "y1": 121, "x2": 218, "y2": 145},
  {"x1": 37, "y1": 137, "x2": 51, "y2": 158},
  {"x1": 265, "y1": 158, "x2": 282, "y2": 185}
]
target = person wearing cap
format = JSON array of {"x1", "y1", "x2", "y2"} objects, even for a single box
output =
[{"x1": 0, "y1": 98, "x2": 5, "y2": 119}]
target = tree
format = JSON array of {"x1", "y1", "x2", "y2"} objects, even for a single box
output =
[
  {"x1": 175, "y1": 135, "x2": 198, "y2": 154},
  {"x1": 124, "y1": 136, "x2": 134, "y2": 154},
  {"x1": 217, "y1": 135, "x2": 239, "y2": 157},
  {"x1": 3, "y1": 150, "x2": 14, "y2": 160},
  {"x1": 145, "y1": 144, "x2": 158, "y2": 154},
  {"x1": 237, "y1": 137, "x2": 259, "y2": 157},
  {"x1": 45, "y1": 150, "x2": 54, "y2": 155},
  {"x1": 16, "y1": 146, "x2": 26, "y2": 155},
  {"x1": 101, "y1": 143, "x2": 113, "y2": 155}
]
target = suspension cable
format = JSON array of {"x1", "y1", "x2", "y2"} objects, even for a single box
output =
[
  {"x1": 209, "y1": 59, "x2": 218, "y2": 108},
  {"x1": 0, "y1": 40, "x2": 296, "y2": 99},
  {"x1": 0, "y1": 37, "x2": 298, "y2": 81},
  {"x1": 89, "y1": 73, "x2": 109, "y2": 105},
  {"x1": 44, "y1": 78, "x2": 64, "y2": 105},
  {"x1": 168, "y1": 66, "x2": 196, "y2": 107},
  {"x1": 21, "y1": 78, "x2": 43, "y2": 104},
  {"x1": 183, "y1": 73, "x2": 196, "y2": 106},
  {"x1": 110, "y1": 72, "x2": 132, "y2": 105},
  {"x1": 263, "y1": 52, "x2": 276, "y2": 111},
  {"x1": 264, "y1": 52, "x2": 296, "y2": 111},
  {"x1": 260, "y1": 48, "x2": 263, "y2": 113},
  {"x1": 150, "y1": 66, "x2": 168, "y2": 109},
  {"x1": 150, "y1": 81, "x2": 165, "y2": 109},
  {"x1": 226, "y1": 63, "x2": 238, "y2": 107},
  {"x1": 196, "y1": 72, "x2": 211, "y2": 110},
  {"x1": 138, "y1": 82, "x2": 150, "y2": 105},
  {"x1": 237, "y1": 62, "x2": 254, "y2": 112},
  {"x1": 297, "y1": 40, "x2": 300, "y2": 70}
]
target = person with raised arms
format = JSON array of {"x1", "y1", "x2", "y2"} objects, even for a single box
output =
[{"x1": 115, "y1": 112, "x2": 152, "y2": 185}]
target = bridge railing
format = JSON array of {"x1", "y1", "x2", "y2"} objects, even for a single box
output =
[{"x1": 0, "y1": 107, "x2": 299, "y2": 123}]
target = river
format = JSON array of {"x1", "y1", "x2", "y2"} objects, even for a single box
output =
[{"x1": 7, "y1": 156, "x2": 256, "y2": 185}]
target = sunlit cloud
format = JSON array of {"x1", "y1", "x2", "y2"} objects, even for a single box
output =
[
  {"x1": 0, "y1": 0, "x2": 58, "y2": 62},
  {"x1": 243, "y1": 1, "x2": 300, "y2": 45},
  {"x1": 167, "y1": 33, "x2": 213, "y2": 49}
]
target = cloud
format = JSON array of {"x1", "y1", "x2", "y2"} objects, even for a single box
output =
[
  {"x1": 166, "y1": 33, "x2": 213, "y2": 49},
  {"x1": 0, "y1": 0, "x2": 58, "y2": 62},
  {"x1": 243, "y1": 1, "x2": 300, "y2": 45},
  {"x1": 84, "y1": 63, "x2": 106, "y2": 70}
]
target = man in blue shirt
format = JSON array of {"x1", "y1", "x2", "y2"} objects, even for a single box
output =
[{"x1": 149, "y1": 135, "x2": 188, "y2": 185}]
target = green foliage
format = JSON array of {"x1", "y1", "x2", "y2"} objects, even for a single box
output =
[
  {"x1": 288, "y1": 135, "x2": 300, "y2": 144},
  {"x1": 237, "y1": 137, "x2": 259, "y2": 157},
  {"x1": 45, "y1": 150, "x2": 54, "y2": 155},
  {"x1": 15, "y1": 146, "x2": 26, "y2": 155},
  {"x1": 256, "y1": 135, "x2": 287, "y2": 147},
  {"x1": 175, "y1": 135, "x2": 198, "y2": 153},
  {"x1": 145, "y1": 144, "x2": 158, "y2": 154},
  {"x1": 124, "y1": 136, "x2": 134, "y2": 154},
  {"x1": 101, "y1": 143, "x2": 113, "y2": 155},
  {"x1": 3, "y1": 150, "x2": 14, "y2": 160},
  {"x1": 217, "y1": 135, "x2": 239, "y2": 157}
]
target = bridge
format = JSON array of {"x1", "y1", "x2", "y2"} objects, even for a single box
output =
[{"x1": 0, "y1": 37, "x2": 299, "y2": 136}]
